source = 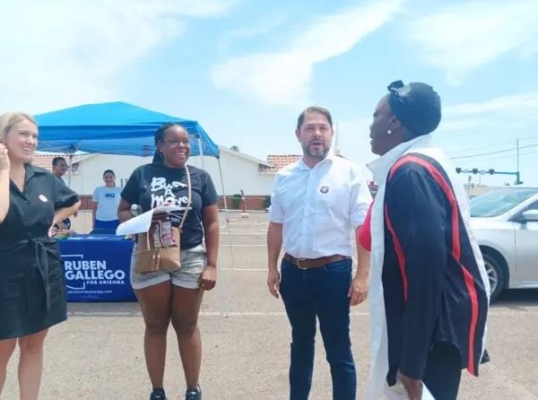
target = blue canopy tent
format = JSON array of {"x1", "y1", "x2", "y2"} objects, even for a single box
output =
[
  {"x1": 35, "y1": 101, "x2": 220, "y2": 157},
  {"x1": 34, "y1": 101, "x2": 227, "y2": 194},
  {"x1": 34, "y1": 102, "x2": 232, "y2": 314}
]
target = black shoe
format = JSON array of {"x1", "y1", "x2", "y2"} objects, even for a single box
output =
[
  {"x1": 185, "y1": 386, "x2": 202, "y2": 400},
  {"x1": 150, "y1": 388, "x2": 167, "y2": 400}
]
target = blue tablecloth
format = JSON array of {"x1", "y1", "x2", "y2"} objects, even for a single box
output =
[{"x1": 58, "y1": 234, "x2": 137, "y2": 302}]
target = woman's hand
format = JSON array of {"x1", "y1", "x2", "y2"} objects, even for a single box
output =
[
  {"x1": 48, "y1": 224, "x2": 58, "y2": 238},
  {"x1": 152, "y1": 211, "x2": 169, "y2": 222},
  {"x1": 0, "y1": 143, "x2": 9, "y2": 171},
  {"x1": 199, "y1": 265, "x2": 217, "y2": 291},
  {"x1": 397, "y1": 371, "x2": 423, "y2": 400}
]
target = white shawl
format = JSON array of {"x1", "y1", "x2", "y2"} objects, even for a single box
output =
[{"x1": 363, "y1": 134, "x2": 490, "y2": 399}]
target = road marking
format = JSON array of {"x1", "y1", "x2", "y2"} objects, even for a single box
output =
[
  {"x1": 220, "y1": 232, "x2": 267, "y2": 235},
  {"x1": 67, "y1": 309, "x2": 538, "y2": 317},
  {"x1": 66, "y1": 311, "x2": 369, "y2": 317},
  {"x1": 218, "y1": 264, "x2": 359, "y2": 270},
  {"x1": 219, "y1": 245, "x2": 266, "y2": 247}
]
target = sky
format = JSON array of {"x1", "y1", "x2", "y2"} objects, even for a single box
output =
[{"x1": 2, "y1": 0, "x2": 538, "y2": 186}]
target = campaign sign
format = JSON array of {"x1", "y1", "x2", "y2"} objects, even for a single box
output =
[{"x1": 58, "y1": 236, "x2": 136, "y2": 302}]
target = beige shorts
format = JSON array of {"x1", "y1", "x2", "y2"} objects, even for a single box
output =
[{"x1": 129, "y1": 244, "x2": 207, "y2": 290}]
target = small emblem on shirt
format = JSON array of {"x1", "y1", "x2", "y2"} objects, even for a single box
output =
[
  {"x1": 39, "y1": 194, "x2": 48, "y2": 202},
  {"x1": 320, "y1": 186, "x2": 329, "y2": 194}
]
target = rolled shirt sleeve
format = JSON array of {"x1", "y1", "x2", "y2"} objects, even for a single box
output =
[
  {"x1": 269, "y1": 174, "x2": 285, "y2": 224},
  {"x1": 349, "y1": 164, "x2": 372, "y2": 229}
]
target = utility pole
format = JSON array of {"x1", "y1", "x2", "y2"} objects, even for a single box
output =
[
  {"x1": 516, "y1": 139, "x2": 522, "y2": 185},
  {"x1": 335, "y1": 121, "x2": 340, "y2": 156}
]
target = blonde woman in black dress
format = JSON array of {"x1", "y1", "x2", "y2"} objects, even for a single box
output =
[{"x1": 0, "y1": 112, "x2": 80, "y2": 400}]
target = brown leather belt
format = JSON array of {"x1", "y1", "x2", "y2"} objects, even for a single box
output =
[{"x1": 284, "y1": 253, "x2": 349, "y2": 270}]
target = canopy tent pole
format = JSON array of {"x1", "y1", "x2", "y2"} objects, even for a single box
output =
[
  {"x1": 196, "y1": 135, "x2": 205, "y2": 169},
  {"x1": 197, "y1": 135, "x2": 230, "y2": 318},
  {"x1": 216, "y1": 157, "x2": 235, "y2": 263},
  {"x1": 67, "y1": 152, "x2": 74, "y2": 187}
]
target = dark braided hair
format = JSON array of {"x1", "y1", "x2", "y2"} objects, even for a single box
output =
[{"x1": 152, "y1": 123, "x2": 181, "y2": 164}]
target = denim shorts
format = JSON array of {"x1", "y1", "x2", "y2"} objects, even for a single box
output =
[{"x1": 130, "y1": 244, "x2": 207, "y2": 290}]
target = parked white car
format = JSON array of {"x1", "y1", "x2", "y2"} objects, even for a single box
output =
[{"x1": 470, "y1": 187, "x2": 538, "y2": 301}]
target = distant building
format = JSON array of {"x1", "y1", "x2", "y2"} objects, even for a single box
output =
[{"x1": 259, "y1": 155, "x2": 302, "y2": 174}]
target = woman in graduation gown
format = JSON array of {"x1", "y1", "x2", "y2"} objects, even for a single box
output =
[
  {"x1": 0, "y1": 112, "x2": 80, "y2": 400},
  {"x1": 361, "y1": 81, "x2": 490, "y2": 400}
]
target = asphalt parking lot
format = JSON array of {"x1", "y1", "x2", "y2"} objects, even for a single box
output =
[{"x1": 3, "y1": 212, "x2": 538, "y2": 399}]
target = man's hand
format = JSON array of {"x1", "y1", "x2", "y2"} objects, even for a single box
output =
[
  {"x1": 397, "y1": 371, "x2": 423, "y2": 400},
  {"x1": 267, "y1": 268, "x2": 280, "y2": 299},
  {"x1": 348, "y1": 274, "x2": 368, "y2": 305}
]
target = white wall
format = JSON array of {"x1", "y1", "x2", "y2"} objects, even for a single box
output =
[
  {"x1": 189, "y1": 153, "x2": 275, "y2": 197},
  {"x1": 66, "y1": 154, "x2": 151, "y2": 195},
  {"x1": 67, "y1": 151, "x2": 275, "y2": 197}
]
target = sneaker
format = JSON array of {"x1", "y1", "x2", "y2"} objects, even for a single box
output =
[
  {"x1": 185, "y1": 386, "x2": 202, "y2": 400},
  {"x1": 150, "y1": 388, "x2": 167, "y2": 400}
]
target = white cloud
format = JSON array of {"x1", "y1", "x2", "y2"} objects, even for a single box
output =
[
  {"x1": 211, "y1": 0, "x2": 407, "y2": 106},
  {"x1": 445, "y1": 93, "x2": 538, "y2": 116},
  {"x1": 337, "y1": 92, "x2": 538, "y2": 163},
  {"x1": 337, "y1": 94, "x2": 538, "y2": 186},
  {"x1": 230, "y1": 19, "x2": 285, "y2": 39},
  {"x1": 335, "y1": 117, "x2": 377, "y2": 175},
  {"x1": 0, "y1": 0, "x2": 238, "y2": 114},
  {"x1": 440, "y1": 92, "x2": 538, "y2": 134},
  {"x1": 406, "y1": 0, "x2": 538, "y2": 84}
]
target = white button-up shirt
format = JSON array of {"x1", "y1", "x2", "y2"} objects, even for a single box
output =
[{"x1": 269, "y1": 154, "x2": 372, "y2": 259}]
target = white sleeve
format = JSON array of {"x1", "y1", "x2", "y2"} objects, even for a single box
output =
[
  {"x1": 268, "y1": 174, "x2": 285, "y2": 224},
  {"x1": 92, "y1": 187, "x2": 100, "y2": 203},
  {"x1": 348, "y1": 163, "x2": 373, "y2": 229}
]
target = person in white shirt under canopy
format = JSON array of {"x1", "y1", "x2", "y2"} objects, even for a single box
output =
[
  {"x1": 266, "y1": 106, "x2": 372, "y2": 400},
  {"x1": 92, "y1": 169, "x2": 122, "y2": 232}
]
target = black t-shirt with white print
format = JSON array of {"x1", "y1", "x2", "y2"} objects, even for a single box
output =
[{"x1": 121, "y1": 163, "x2": 218, "y2": 250}]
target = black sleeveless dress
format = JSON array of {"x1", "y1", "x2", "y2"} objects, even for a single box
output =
[{"x1": 0, "y1": 164, "x2": 79, "y2": 340}]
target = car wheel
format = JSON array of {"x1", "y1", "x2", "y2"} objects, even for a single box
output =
[{"x1": 483, "y1": 253, "x2": 505, "y2": 302}]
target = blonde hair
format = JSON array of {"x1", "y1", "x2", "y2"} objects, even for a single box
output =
[
  {"x1": 0, "y1": 112, "x2": 37, "y2": 141},
  {"x1": 0, "y1": 112, "x2": 38, "y2": 163}
]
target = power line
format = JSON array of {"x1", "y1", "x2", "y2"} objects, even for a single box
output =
[
  {"x1": 485, "y1": 148, "x2": 538, "y2": 162},
  {"x1": 451, "y1": 143, "x2": 538, "y2": 160},
  {"x1": 448, "y1": 134, "x2": 538, "y2": 156}
]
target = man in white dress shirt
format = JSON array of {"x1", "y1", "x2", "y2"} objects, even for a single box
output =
[{"x1": 267, "y1": 106, "x2": 372, "y2": 400}]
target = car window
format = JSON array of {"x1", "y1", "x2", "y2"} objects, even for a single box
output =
[
  {"x1": 470, "y1": 188, "x2": 538, "y2": 217},
  {"x1": 524, "y1": 201, "x2": 538, "y2": 212}
]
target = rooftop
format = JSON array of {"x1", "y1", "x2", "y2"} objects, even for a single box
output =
[
  {"x1": 259, "y1": 155, "x2": 302, "y2": 174},
  {"x1": 33, "y1": 153, "x2": 85, "y2": 172}
]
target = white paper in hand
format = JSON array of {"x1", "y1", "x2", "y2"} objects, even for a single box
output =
[{"x1": 116, "y1": 205, "x2": 181, "y2": 236}]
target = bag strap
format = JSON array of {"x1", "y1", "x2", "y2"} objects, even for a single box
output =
[{"x1": 178, "y1": 166, "x2": 192, "y2": 230}]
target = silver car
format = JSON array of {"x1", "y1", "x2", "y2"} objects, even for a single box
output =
[{"x1": 470, "y1": 187, "x2": 538, "y2": 301}]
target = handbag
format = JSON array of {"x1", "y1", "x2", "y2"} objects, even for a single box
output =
[{"x1": 133, "y1": 167, "x2": 192, "y2": 274}]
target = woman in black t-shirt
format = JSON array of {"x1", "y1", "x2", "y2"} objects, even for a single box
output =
[{"x1": 118, "y1": 123, "x2": 219, "y2": 400}]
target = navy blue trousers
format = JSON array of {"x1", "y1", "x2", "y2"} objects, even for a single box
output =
[{"x1": 280, "y1": 258, "x2": 356, "y2": 400}]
